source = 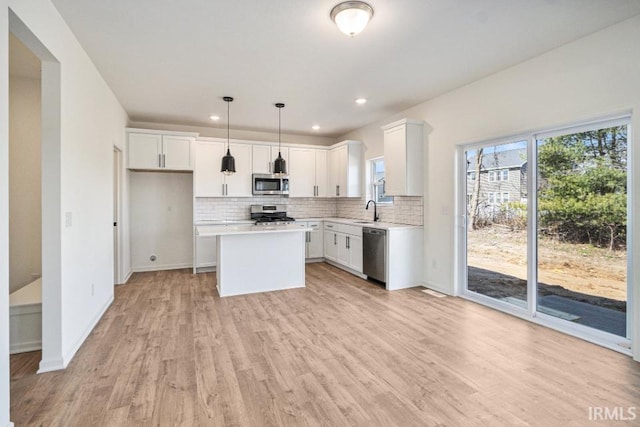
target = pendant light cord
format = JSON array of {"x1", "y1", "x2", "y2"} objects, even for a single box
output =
[
  {"x1": 227, "y1": 100, "x2": 230, "y2": 151},
  {"x1": 278, "y1": 107, "x2": 281, "y2": 153}
]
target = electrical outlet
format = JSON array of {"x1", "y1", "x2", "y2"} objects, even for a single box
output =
[
  {"x1": 65, "y1": 212, "x2": 73, "y2": 227},
  {"x1": 432, "y1": 259, "x2": 437, "y2": 269},
  {"x1": 91, "y1": 283, "x2": 95, "y2": 296}
]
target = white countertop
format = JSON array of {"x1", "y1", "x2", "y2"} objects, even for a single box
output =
[
  {"x1": 197, "y1": 223, "x2": 311, "y2": 237},
  {"x1": 314, "y1": 217, "x2": 422, "y2": 230},
  {"x1": 195, "y1": 218, "x2": 422, "y2": 231}
]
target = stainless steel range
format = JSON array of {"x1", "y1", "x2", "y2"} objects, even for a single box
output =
[{"x1": 250, "y1": 205, "x2": 296, "y2": 226}]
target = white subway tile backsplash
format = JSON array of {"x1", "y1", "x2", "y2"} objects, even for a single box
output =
[{"x1": 195, "y1": 196, "x2": 423, "y2": 226}]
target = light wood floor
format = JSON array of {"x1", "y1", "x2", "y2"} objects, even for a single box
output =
[{"x1": 10, "y1": 263, "x2": 640, "y2": 426}]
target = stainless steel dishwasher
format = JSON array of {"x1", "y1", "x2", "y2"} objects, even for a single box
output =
[{"x1": 363, "y1": 227, "x2": 386, "y2": 283}]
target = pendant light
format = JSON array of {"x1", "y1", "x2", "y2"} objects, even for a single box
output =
[
  {"x1": 273, "y1": 103, "x2": 287, "y2": 176},
  {"x1": 220, "y1": 96, "x2": 236, "y2": 175},
  {"x1": 330, "y1": 1, "x2": 374, "y2": 37}
]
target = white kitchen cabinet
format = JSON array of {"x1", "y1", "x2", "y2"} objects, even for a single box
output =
[
  {"x1": 195, "y1": 235, "x2": 216, "y2": 269},
  {"x1": 347, "y1": 235, "x2": 363, "y2": 272},
  {"x1": 224, "y1": 143, "x2": 253, "y2": 196},
  {"x1": 194, "y1": 141, "x2": 225, "y2": 197},
  {"x1": 252, "y1": 145, "x2": 289, "y2": 174},
  {"x1": 327, "y1": 141, "x2": 362, "y2": 197},
  {"x1": 301, "y1": 221, "x2": 323, "y2": 259},
  {"x1": 128, "y1": 131, "x2": 195, "y2": 171},
  {"x1": 381, "y1": 119, "x2": 424, "y2": 196},
  {"x1": 195, "y1": 140, "x2": 252, "y2": 197},
  {"x1": 289, "y1": 148, "x2": 328, "y2": 197},
  {"x1": 314, "y1": 150, "x2": 328, "y2": 197},
  {"x1": 323, "y1": 222, "x2": 363, "y2": 273},
  {"x1": 324, "y1": 230, "x2": 338, "y2": 261}
]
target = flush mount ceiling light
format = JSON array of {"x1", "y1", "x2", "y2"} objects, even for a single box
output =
[
  {"x1": 209, "y1": 115, "x2": 220, "y2": 121},
  {"x1": 273, "y1": 103, "x2": 287, "y2": 176},
  {"x1": 355, "y1": 97, "x2": 367, "y2": 105},
  {"x1": 312, "y1": 125, "x2": 320, "y2": 131},
  {"x1": 330, "y1": 1, "x2": 374, "y2": 37},
  {"x1": 220, "y1": 96, "x2": 236, "y2": 176}
]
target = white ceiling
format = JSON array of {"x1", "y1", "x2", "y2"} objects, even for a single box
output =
[
  {"x1": 51, "y1": 0, "x2": 640, "y2": 137},
  {"x1": 9, "y1": 33, "x2": 41, "y2": 79}
]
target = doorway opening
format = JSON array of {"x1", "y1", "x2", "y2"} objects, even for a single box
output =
[{"x1": 8, "y1": 9, "x2": 64, "y2": 380}]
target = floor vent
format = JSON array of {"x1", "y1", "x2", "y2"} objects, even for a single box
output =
[{"x1": 421, "y1": 288, "x2": 447, "y2": 298}]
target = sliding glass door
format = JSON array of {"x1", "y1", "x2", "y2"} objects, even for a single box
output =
[
  {"x1": 462, "y1": 118, "x2": 631, "y2": 345},
  {"x1": 535, "y1": 123, "x2": 629, "y2": 339},
  {"x1": 465, "y1": 139, "x2": 529, "y2": 308}
]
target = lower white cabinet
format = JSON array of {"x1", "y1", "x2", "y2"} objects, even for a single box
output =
[
  {"x1": 323, "y1": 222, "x2": 362, "y2": 273},
  {"x1": 195, "y1": 235, "x2": 217, "y2": 268},
  {"x1": 300, "y1": 221, "x2": 323, "y2": 259}
]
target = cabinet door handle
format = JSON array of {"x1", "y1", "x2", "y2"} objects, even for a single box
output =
[
  {"x1": 162, "y1": 154, "x2": 166, "y2": 168},
  {"x1": 222, "y1": 183, "x2": 225, "y2": 195},
  {"x1": 334, "y1": 233, "x2": 337, "y2": 245},
  {"x1": 346, "y1": 236, "x2": 350, "y2": 249},
  {"x1": 158, "y1": 154, "x2": 162, "y2": 168}
]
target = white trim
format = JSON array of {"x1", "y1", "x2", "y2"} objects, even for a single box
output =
[
  {"x1": 324, "y1": 260, "x2": 367, "y2": 280},
  {"x1": 125, "y1": 127, "x2": 199, "y2": 138},
  {"x1": 39, "y1": 295, "x2": 114, "y2": 373},
  {"x1": 118, "y1": 270, "x2": 133, "y2": 285},
  {"x1": 10, "y1": 340, "x2": 41, "y2": 355},
  {"x1": 380, "y1": 118, "x2": 425, "y2": 130},
  {"x1": 132, "y1": 263, "x2": 193, "y2": 273},
  {"x1": 533, "y1": 115, "x2": 631, "y2": 140}
]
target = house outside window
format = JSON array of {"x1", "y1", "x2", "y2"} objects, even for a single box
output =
[
  {"x1": 487, "y1": 191, "x2": 509, "y2": 205},
  {"x1": 488, "y1": 169, "x2": 509, "y2": 182},
  {"x1": 371, "y1": 158, "x2": 393, "y2": 204}
]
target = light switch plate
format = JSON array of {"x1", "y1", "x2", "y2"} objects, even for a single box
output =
[{"x1": 65, "y1": 212, "x2": 72, "y2": 227}]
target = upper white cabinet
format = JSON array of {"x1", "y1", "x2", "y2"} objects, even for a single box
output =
[
  {"x1": 194, "y1": 141, "x2": 225, "y2": 197},
  {"x1": 381, "y1": 119, "x2": 424, "y2": 196},
  {"x1": 128, "y1": 130, "x2": 196, "y2": 171},
  {"x1": 289, "y1": 148, "x2": 328, "y2": 197},
  {"x1": 327, "y1": 141, "x2": 362, "y2": 198},
  {"x1": 224, "y1": 143, "x2": 253, "y2": 196},
  {"x1": 252, "y1": 145, "x2": 289, "y2": 174},
  {"x1": 194, "y1": 139, "x2": 252, "y2": 197}
]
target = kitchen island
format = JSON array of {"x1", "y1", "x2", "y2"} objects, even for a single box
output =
[{"x1": 197, "y1": 224, "x2": 311, "y2": 297}]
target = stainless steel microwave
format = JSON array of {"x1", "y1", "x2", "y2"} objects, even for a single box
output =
[{"x1": 252, "y1": 174, "x2": 289, "y2": 196}]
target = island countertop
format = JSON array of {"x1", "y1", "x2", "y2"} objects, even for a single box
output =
[{"x1": 197, "y1": 223, "x2": 311, "y2": 237}]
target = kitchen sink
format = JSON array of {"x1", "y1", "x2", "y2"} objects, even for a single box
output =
[{"x1": 354, "y1": 221, "x2": 372, "y2": 224}]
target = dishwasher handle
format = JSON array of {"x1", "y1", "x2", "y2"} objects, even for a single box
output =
[{"x1": 363, "y1": 228, "x2": 386, "y2": 235}]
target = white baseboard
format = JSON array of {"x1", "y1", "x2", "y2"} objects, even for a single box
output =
[
  {"x1": 117, "y1": 269, "x2": 133, "y2": 285},
  {"x1": 38, "y1": 294, "x2": 114, "y2": 373},
  {"x1": 324, "y1": 260, "x2": 367, "y2": 280},
  {"x1": 38, "y1": 356, "x2": 65, "y2": 373},
  {"x1": 10, "y1": 340, "x2": 41, "y2": 355},
  {"x1": 7, "y1": 422, "x2": 15, "y2": 427},
  {"x1": 422, "y1": 282, "x2": 453, "y2": 296},
  {"x1": 132, "y1": 263, "x2": 192, "y2": 273}
]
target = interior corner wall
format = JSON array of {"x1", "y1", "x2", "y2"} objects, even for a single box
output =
[
  {"x1": 9, "y1": 75, "x2": 41, "y2": 294},
  {"x1": 1, "y1": 0, "x2": 12, "y2": 424},
  {"x1": 8, "y1": 0, "x2": 129, "y2": 371},
  {"x1": 339, "y1": 17, "x2": 640, "y2": 360}
]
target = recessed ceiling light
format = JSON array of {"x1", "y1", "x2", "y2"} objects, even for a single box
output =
[
  {"x1": 355, "y1": 98, "x2": 367, "y2": 105},
  {"x1": 312, "y1": 125, "x2": 320, "y2": 131},
  {"x1": 209, "y1": 115, "x2": 220, "y2": 121}
]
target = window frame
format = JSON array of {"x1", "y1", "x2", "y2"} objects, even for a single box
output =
[{"x1": 369, "y1": 157, "x2": 393, "y2": 205}]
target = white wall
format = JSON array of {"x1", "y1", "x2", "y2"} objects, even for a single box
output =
[
  {"x1": 7, "y1": 0, "x2": 129, "y2": 376},
  {"x1": 341, "y1": 16, "x2": 640, "y2": 360},
  {"x1": 9, "y1": 75, "x2": 41, "y2": 294},
  {"x1": 131, "y1": 172, "x2": 193, "y2": 271},
  {"x1": 0, "y1": 0, "x2": 11, "y2": 422}
]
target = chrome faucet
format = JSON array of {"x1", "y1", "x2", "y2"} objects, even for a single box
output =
[{"x1": 365, "y1": 200, "x2": 380, "y2": 222}]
